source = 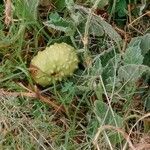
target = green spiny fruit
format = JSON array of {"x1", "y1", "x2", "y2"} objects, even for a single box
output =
[{"x1": 30, "y1": 43, "x2": 78, "y2": 86}]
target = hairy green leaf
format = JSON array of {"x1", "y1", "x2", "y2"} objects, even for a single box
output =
[
  {"x1": 102, "y1": 54, "x2": 121, "y2": 84},
  {"x1": 44, "y1": 12, "x2": 75, "y2": 36},
  {"x1": 94, "y1": 100, "x2": 124, "y2": 145},
  {"x1": 94, "y1": 101, "x2": 123, "y2": 127},
  {"x1": 95, "y1": 17, "x2": 122, "y2": 43},
  {"x1": 124, "y1": 45, "x2": 144, "y2": 65},
  {"x1": 129, "y1": 33, "x2": 150, "y2": 55},
  {"x1": 90, "y1": 21, "x2": 104, "y2": 36},
  {"x1": 118, "y1": 64, "x2": 149, "y2": 82}
]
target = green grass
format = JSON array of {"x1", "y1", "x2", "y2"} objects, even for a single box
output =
[{"x1": 0, "y1": 0, "x2": 150, "y2": 150}]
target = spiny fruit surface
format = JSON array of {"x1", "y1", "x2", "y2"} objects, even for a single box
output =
[{"x1": 30, "y1": 43, "x2": 78, "y2": 86}]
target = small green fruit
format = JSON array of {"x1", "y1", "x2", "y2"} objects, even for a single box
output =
[{"x1": 30, "y1": 43, "x2": 78, "y2": 86}]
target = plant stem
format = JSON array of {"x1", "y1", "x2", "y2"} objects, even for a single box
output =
[{"x1": 83, "y1": 0, "x2": 102, "y2": 65}]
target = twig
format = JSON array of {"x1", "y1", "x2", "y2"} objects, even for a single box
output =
[
  {"x1": 128, "y1": 11, "x2": 150, "y2": 27},
  {"x1": 83, "y1": 0, "x2": 102, "y2": 66},
  {"x1": 4, "y1": 0, "x2": 13, "y2": 26},
  {"x1": 0, "y1": 89, "x2": 36, "y2": 98},
  {"x1": 0, "y1": 88, "x2": 65, "y2": 113},
  {"x1": 128, "y1": 11, "x2": 150, "y2": 35},
  {"x1": 93, "y1": 125, "x2": 136, "y2": 150},
  {"x1": 114, "y1": 26, "x2": 130, "y2": 52},
  {"x1": 128, "y1": 4, "x2": 132, "y2": 23},
  {"x1": 135, "y1": 144, "x2": 150, "y2": 150},
  {"x1": 122, "y1": 113, "x2": 150, "y2": 150}
]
